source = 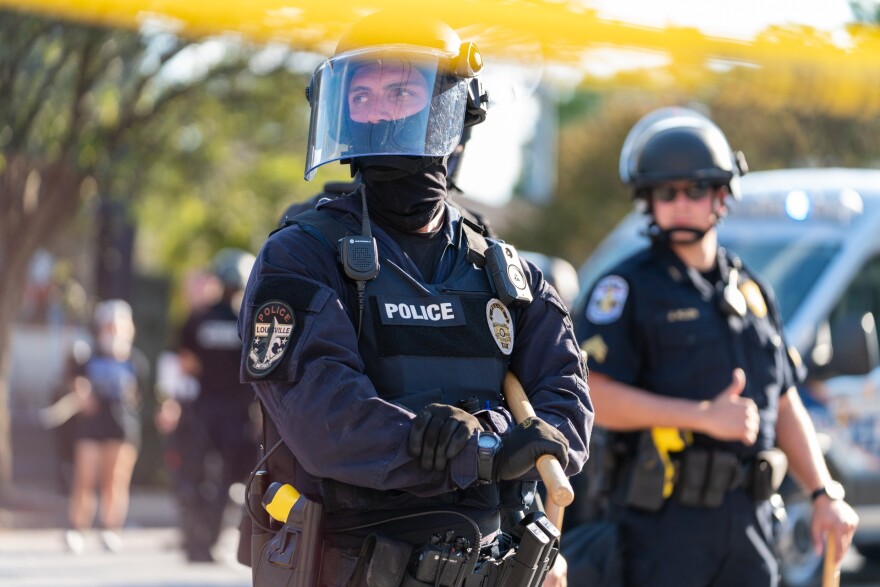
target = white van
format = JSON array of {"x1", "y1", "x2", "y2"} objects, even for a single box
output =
[{"x1": 575, "y1": 168, "x2": 880, "y2": 586}]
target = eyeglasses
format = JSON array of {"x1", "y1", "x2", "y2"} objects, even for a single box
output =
[{"x1": 651, "y1": 182, "x2": 716, "y2": 203}]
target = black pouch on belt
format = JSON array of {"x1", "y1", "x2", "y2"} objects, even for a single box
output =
[
  {"x1": 677, "y1": 449, "x2": 710, "y2": 507},
  {"x1": 752, "y1": 448, "x2": 789, "y2": 502},
  {"x1": 351, "y1": 534, "x2": 413, "y2": 587},
  {"x1": 702, "y1": 451, "x2": 739, "y2": 508}
]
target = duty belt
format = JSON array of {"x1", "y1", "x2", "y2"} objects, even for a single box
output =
[{"x1": 671, "y1": 449, "x2": 754, "y2": 508}]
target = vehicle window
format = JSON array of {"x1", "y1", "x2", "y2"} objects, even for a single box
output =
[
  {"x1": 829, "y1": 255, "x2": 880, "y2": 350},
  {"x1": 720, "y1": 238, "x2": 839, "y2": 323}
]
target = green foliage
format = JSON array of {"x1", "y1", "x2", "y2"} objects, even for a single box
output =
[{"x1": 132, "y1": 60, "x2": 345, "y2": 323}]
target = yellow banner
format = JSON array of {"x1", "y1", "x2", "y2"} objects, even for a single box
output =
[{"x1": 3, "y1": 0, "x2": 880, "y2": 116}]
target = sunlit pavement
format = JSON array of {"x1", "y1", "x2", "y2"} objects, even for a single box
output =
[
  {"x1": 0, "y1": 527, "x2": 250, "y2": 587},
  {"x1": 0, "y1": 526, "x2": 250, "y2": 587},
  {"x1": 0, "y1": 483, "x2": 251, "y2": 587}
]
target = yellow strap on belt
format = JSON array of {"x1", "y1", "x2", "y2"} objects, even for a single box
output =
[{"x1": 651, "y1": 427, "x2": 690, "y2": 498}]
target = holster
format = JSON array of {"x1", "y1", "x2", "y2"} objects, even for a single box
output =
[
  {"x1": 253, "y1": 495, "x2": 323, "y2": 587},
  {"x1": 751, "y1": 448, "x2": 788, "y2": 502},
  {"x1": 620, "y1": 431, "x2": 666, "y2": 512}
]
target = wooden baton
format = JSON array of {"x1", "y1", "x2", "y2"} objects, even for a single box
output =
[
  {"x1": 502, "y1": 371, "x2": 574, "y2": 529},
  {"x1": 822, "y1": 537, "x2": 839, "y2": 587}
]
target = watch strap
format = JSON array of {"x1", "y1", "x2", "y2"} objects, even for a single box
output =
[
  {"x1": 810, "y1": 487, "x2": 827, "y2": 502},
  {"x1": 810, "y1": 483, "x2": 843, "y2": 502},
  {"x1": 476, "y1": 432, "x2": 501, "y2": 484}
]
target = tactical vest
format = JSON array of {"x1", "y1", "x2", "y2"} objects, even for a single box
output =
[{"x1": 286, "y1": 208, "x2": 526, "y2": 515}]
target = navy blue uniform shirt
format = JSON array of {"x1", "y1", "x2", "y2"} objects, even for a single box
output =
[
  {"x1": 574, "y1": 242, "x2": 799, "y2": 456},
  {"x1": 239, "y1": 194, "x2": 592, "y2": 499}
]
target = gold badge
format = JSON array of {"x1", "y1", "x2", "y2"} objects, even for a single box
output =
[
  {"x1": 667, "y1": 308, "x2": 699, "y2": 322},
  {"x1": 739, "y1": 279, "x2": 767, "y2": 318},
  {"x1": 486, "y1": 299, "x2": 514, "y2": 355},
  {"x1": 581, "y1": 334, "x2": 608, "y2": 364}
]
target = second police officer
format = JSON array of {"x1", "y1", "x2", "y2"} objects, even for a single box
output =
[
  {"x1": 163, "y1": 249, "x2": 259, "y2": 562},
  {"x1": 572, "y1": 107, "x2": 859, "y2": 586},
  {"x1": 239, "y1": 11, "x2": 592, "y2": 587}
]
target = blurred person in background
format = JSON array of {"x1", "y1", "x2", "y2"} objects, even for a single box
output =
[
  {"x1": 570, "y1": 107, "x2": 858, "y2": 586},
  {"x1": 518, "y1": 251, "x2": 579, "y2": 311},
  {"x1": 64, "y1": 299, "x2": 141, "y2": 554},
  {"x1": 157, "y1": 248, "x2": 260, "y2": 563}
]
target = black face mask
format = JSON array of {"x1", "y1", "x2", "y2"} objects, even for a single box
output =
[
  {"x1": 360, "y1": 156, "x2": 448, "y2": 233},
  {"x1": 348, "y1": 109, "x2": 430, "y2": 156}
]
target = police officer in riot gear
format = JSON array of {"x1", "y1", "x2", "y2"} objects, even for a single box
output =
[
  {"x1": 240, "y1": 11, "x2": 591, "y2": 587},
  {"x1": 571, "y1": 107, "x2": 858, "y2": 586}
]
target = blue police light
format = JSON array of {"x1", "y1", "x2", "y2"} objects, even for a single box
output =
[{"x1": 784, "y1": 190, "x2": 811, "y2": 220}]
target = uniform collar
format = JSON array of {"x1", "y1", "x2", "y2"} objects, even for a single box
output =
[{"x1": 654, "y1": 243, "x2": 738, "y2": 301}]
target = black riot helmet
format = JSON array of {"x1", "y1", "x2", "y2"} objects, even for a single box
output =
[
  {"x1": 303, "y1": 12, "x2": 489, "y2": 180},
  {"x1": 210, "y1": 248, "x2": 256, "y2": 292},
  {"x1": 619, "y1": 107, "x2": 748, "y2": 199}
]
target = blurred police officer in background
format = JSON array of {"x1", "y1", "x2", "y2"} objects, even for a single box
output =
[
  {"x1": 239, "y1": 11, "x2": 591, "y2": 587},
  {"x1": 571, "y1": 107, "x2": 858, "y2": 586},
  {"x1": 518, "y1": 252, "x2": 579, "y2": 311},
  {"x1": 158, "y1": 248, "x2": 259, "y2": 563}
]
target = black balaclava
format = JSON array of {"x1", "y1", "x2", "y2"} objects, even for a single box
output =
[{"x1": 357, "y1": 154, "x2": 448, "y2": 233}]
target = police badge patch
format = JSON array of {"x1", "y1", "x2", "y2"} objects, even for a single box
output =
[
  {"x1": 247, "y1": 301, "x2": 295, "y2": 377},
  {"x1": 486, "y1": 298, "x2": 514, "y2": 355},
  {"x1": 738, "y1": 279, "x2": 768, "y2": 319},
  {"x1": 586, "y1": 275, "x2": 628, "y2": 324}
]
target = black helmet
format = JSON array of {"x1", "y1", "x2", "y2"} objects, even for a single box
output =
[
  {"x1": 619, "y1": 107, "x2": 748, "y2": 199},
  {"x1": 303, "y1": 11, "x2": 488, "y2": 180},
  {"x1": 211, "y1": 248, "x2": 256, "y2": 291}
]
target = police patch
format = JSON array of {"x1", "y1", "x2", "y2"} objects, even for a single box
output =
[
  {"x1": 586, "y1": 275, "x2": 628, "y2": 324},
  {"x1": 486, "y1": 298, "x2": 514, "y2": 355},
  {"x1": 581, "y1": 334, "x2": 608, "y2": 364},
  {"x1": 247, "y1": 301, "x2": 295, "y2": 377},
  {"x1": 739, "y1": 279, "x2": 767, "y2": 319}
]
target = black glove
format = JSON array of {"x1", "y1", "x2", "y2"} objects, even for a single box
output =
[
  {"x1": 495, "y1": 417, "x2": 569, "y2": 481},
  {"x1": 409, "y1": 403, "x2": 483, "y2": 472}
]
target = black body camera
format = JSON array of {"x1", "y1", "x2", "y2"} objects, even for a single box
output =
[{"x1": 485, "y1": 242, "x2": 533, "y2": 306}]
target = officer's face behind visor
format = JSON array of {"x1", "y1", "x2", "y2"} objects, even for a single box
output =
[
  {"x1": 347, "y1": 62, "x2": 430, "y2": 123},
  {"x1": 304, "y1": 47, "x2": 468, "y2": 180}
]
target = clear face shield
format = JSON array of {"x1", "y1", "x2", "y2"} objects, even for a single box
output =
[{"x1": 305, "y1": 46, "x2": 470, "y2": 180}]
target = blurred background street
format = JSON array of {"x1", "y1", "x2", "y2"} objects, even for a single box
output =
[{"x1": 1, "y1": 484, "x2": 250, "y2": 587}]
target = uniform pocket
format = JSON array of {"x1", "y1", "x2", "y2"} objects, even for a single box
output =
[{"x1": 648, "y1": 311, "x2": 729, "y2": 399}]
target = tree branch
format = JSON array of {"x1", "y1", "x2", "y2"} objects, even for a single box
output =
[
  {"x1": 0, "y1": 16, "x2": 53, "y2": 106},
  {"x1": 9, "y1": 48, "x2": 77, "y2": 151}
]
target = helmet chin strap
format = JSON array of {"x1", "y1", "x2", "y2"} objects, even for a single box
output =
[
  {"x1": 646, "y1": 223, "x2": 707, "y2": 244},
  {"x1": 646, "y1": 193, "x2": 726, "y2": 245}
]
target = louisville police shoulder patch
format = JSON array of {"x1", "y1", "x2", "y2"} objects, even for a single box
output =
[
  {"x1": 586, "y1": 275, "x2": 629, "y2": 325},
  {"x1": 247, "y1": 300, "x2": 295, "y2": 378}
]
